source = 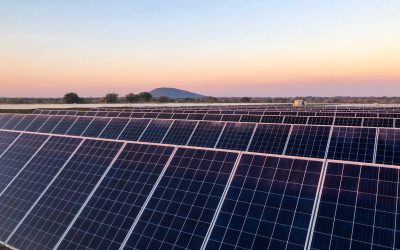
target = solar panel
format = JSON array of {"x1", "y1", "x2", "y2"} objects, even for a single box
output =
[
  {"x1": 307, "y1": 117, "x2": 334, "y2": 126},
  {"x1": 144, "y1": 113, "x2": 159, "y2": 119},
  {"x1": 157, "y1": 113, "x2": 174, "y2": 119},
  {"x1": 187, "y1": 121, "x2": 225, "y2": 148},
  {"x1": 57, "y1": 143, "x2": 174, "y2": 249},
  {"x1": 172, "y1": 113, "x2": 189, "y2": 120},
  {"x1": 221, "y1": 114, "x2": 241, "y2": 122},
  {"x1": 118, "y1": 119, "x2": 151, "y2": 141},
  {"x1": 139, "y1": 120, "x2": 173, "y2": 143},
  {"x1": 248, "y1": 124, "x2": 291, "y2": 154},
  {"x1": 7, "y1": 139, "x2": 124, "y2": 250},
  {"x1": 0, "y1": 114, "x2": 14, "y2": 128},
  {"x1": 123, "y1": 148, "x2": 238, "y2": 250},
  {"x1": 217, "y1": 123, "x2": 255, "y2": 151},
  {"x1": 0, "y1": 131, "x2": 20, "y2": 155},
  {"x1": 81, "y1": 117, "x2": 110, "y2": 138},
  {"x1": 51, "y1": 116, "x2": 78, "y2": 134},
  {"x1": 206, "y1": 155, "x2": 322, "y2": 250},
  {"x1": 162, "y1": 120, "x2": 198, "y2": 145},
  {"x1": 285, "y1": 125, "x2": 331, "y2": 158},
  {"x1": 65, "y1": 117, "x2": 93, "y2": 136},
  {"x1": 188, "y1": 114, "x2": 206, "y2": 120},
  {"x1": 328, "y1": 127, "x2": 376, "y2": 163},
  {"x1": 204, "y1": 114, "x2": 223, "y2": 121},
  {"x1": 99, "y1": 118, "x2": 129, "y2": 139},
  {"x1": 375, "y1": 128, "x2": 400, "y2": 165},
  {"x1": 13, "y1": 115, "x2": 36, "y2": 131},
  {"x1": 0, "y1": 136, "x2": 82, "y2": 241},
  {"x1": 284, "y1": 116, "x2": 308, "y2": 124},
  {"x1": 311, "y1": 163, "x2": 398, "y2": 249},
  {"x1": 334, "y1": 117, "x2": 362, "y2": 127},
  {"x1": 363, "y1": 118, "x2": 394, "y2": 128},
  {"x1": 261, "y1": 116, "x2": 284, "y2": 124},
  {"x1": 240, "y1": 115, "x2": 262, "y2": 123},
  {"x1": 25, "y1": 115, "x2": 50, "y2": 132},
  {"x1": 2, "y1": 115, "x2": 24, "y2": 130}
]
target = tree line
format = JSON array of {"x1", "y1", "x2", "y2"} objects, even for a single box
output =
[{"x1": 63, "y1": 92, "x2": 155, "y2": 104}]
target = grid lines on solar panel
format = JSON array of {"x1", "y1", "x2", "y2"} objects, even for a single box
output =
[
  {"x1": 0, "y1": 114, "x2": 14, "y2": 129},
  {"x1": 311, "y1": 163, "x2": 399, "y2": 249},
  {"x1": 0, "y1": 133, "x2": 48, "y2": 194},
  {"x1": 328, "y1": 127, "x2": 376, "y2": 163},
  {"x1": 217, "y1": 123, "x2": 256, "y2": 151},
  {"x1": 283, "y1": 116, "x2": 308, "y2": 124},
  {"x1": 7, "y1": 139, "x2": 124, "y2": 250},
  {"x1": 203, "y1": 114, "x2": 222, "y2": 121},
  {"x1": 363, "y1": 118, "x2": 394, "y2": 128},
  {"x1": 37, "y1": 116, "x2": 62, "y2": 133},
  {"x1": 334, "y1": 117, "x2": 362, "y2": 126},
  {"x1": 51, "y1": 116, "x2": 78, "y2": 134},
  {"x1": 124, "y1": 148, "x2": 238, "y2": 250},
  {"x1": 285, "y1": 125, "x2": 331, "y2": 158},
  {"x1": 307, "y1": 117, "x2": 334, "y2": 126},
  {"x1": 139, "y1": 119, "x2": 173, "y2": 143},
  {"x1": 0, "y1": 136, "x2": 82, "y2": 241},
  {"x1": 261, "y1": 116, "x2": 284, "y2": 124},
  {"x1": 13, "y1": 115, "x2": 36, "y2": 131},
  {"x1": 25, "y1": 115, "x2": 50, "y2": 132},
  {"x1": 65, "y1": 117, "x2": 93, "y2": 136},
  {"x1": 247, "y1": 124, "x2": 290, "y2": 154},
  {"x1": 375, "y1": 128, "x2": 400, "y2": 166},
  {"x1": 81, "y1": 117, "x2": 110, "y2": 138},
  {"x1": 221, "y1": 115, "x2": 241, "y2": 122},
  {"x1": 206, "y1": 155, "x2": 322, "y2": 250},
  {"x1": 187, "y1": 121, "x2": 225, "y2": 148},
  {"x1": 2, "y1": 115, "x2": 24, "y2": 130},
  {"x1": 0, "y1": 131, "x2": 20, "y2": 155},
  {"x1": 240, "y1": 115, "x2": 262, "y2": 123},
  {"x1": 162, "y1": 120, "x2": 197, "y2": 145},
  {"x1": 99, "y1": 118, "x2": 129, "y2": 139},
  {"x1": 57, "y1": 143, "x2": 174, "y2": 250},
  {"x1": 188, "y1": 114, "x2": 205, "y2": 120},
  {"x1": 118, "y1": 119, "x2": 151, "y2": 141}
]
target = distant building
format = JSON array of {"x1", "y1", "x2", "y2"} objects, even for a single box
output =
[{"x1": 293, "y1": 100, "x2": 305, "y2": 106}]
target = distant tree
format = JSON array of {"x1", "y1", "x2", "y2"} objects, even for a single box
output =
[
  {"x1": 104, "y1": 93, "x2": 119, "y2": 103},
  {"x1": 240, "y1": 97, "x2": 251, "y2": 103},
  {"x1": 157, "y1": 96, "x2": 170, "y2": 103},
  {"x1": 138, "y1": 92, "x2": 153, "y2": 102},
  {"x1": 63, "y1": 93, "x2": 82, "y2": 104},
  {"x1": 125, "y1": 93, "x2": 139, "y2": 103}
]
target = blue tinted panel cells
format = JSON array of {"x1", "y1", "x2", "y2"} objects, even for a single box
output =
[
  {"x1": 188, "y1": 121, "x2": 224, "y2": 148},
  {"x1": 334, "y1": 117, "x2": 362, "y2": 126},
  {"x1": 58, "y1": 144, "x2": 174, "y2": 250},
  {"x1": 81, "y1": 117, "x2": 110, "y2": 138},
  {"x1": 139, "y1": 120, "x2": 172, "y2": 143},
  {"x1": 221, "y1": 114, "x2": 241, "y2": 122},
  {"x1": 261, "y1": 116, "x2": 284, "y2": 124},
  {"x1": 99, "y1": 118, "x2": 129, "y2": 139},
  {"x1": 162, "y1": 120, "x2": 197, "y2": 145},
  {"x1": 0, "y1": 136, "x2": 82, "y2": 241},
  {"x1": 65, "y1": 117, "x2": 93, "y2": 136},
  {"x1": 311, "y1": 163, "x2": 399, "y2": 250},
  {"x1": 203, "y1": 114, "x2": 222, "y2": 121},
  {"x1": 248, "y1": 124, "x2": 290, "y2": 154},
  {"x1": 51, "y1": 116, "x2": 78, "y2": 134},
  {"x1": 376, "y1": 129, "x2": 400, "y2": 165},
  {"x1": 217, "y1": 123, "x2": 255, "y2": 151},
  {"x1": 207, "y1": 155, "x2": 322, "y2": 250},
  {"x1": 0, "y1": 134, "x2": 48, "y2": 193},
  {"x1": 0, "y1": 131, "x2": 20, "y2": 155},
  {"x1": 285, "y1": 125, "x2": 331, "y2": 158},
  {"x1": 118, "y1": 119, "x2": 151, "y2": 141},
  {"x1": 363, "y1": 118, "x2": 394, "y2": 128},
  {"x1": 125, "y1": 148, "x2": 238, "y2": 250},
  {"x1": 0, "y1": 114, "x2": 15, "y2": 128},
  {"x1": 8, "y1": 140, "x2": 123, "y2": 250},
  {"x1": 26, "y1": 115, "x2": 50, "y2": 132},
  {"x1": 2, "y1": 115, "x2": 25, "y2": 130},
  {"x1": 284, "y1": 116, "x2": 308, "y2": 124},
  {"x1": 13, "y1": 115, "x2": 36, "y2": 131},
  {"x1": 308, "y1": 117, "x2": 334, "y2": 125},
  {"x1": 38, "y1": 116, "x2": 63, "y2": 133},
  {"x1": 328, "y1": 127, "x2": 376, "y2": 163}
]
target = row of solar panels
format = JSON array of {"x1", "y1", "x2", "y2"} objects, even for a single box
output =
[
  {"x1": 1, "y1": 113, "x2": 400, "y2": 166},
  {"x1": 29, "y1": 111, "x2": 400, "y2": 126},
  {"x1": 0, "y1": 129, "x2": 398, "y2": 250},
  {"x1": 35, "y1": 109, "x2": 400, "y2": 118}
]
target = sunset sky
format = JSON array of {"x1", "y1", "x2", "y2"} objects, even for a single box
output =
[{"x1": 1, "y1": 0, "x2": 399, "y2": 97}]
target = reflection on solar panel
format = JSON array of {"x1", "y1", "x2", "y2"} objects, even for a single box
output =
[
  {"x1": 0, "y1": 131, "x2": 20, "y2": 155},
  {"x1": 7, "y1": 140, "x2": 123, "y2": 250},
  {"x1": 308, "y1": 117, "x2": 334, "y2": 125},
  {"x1": 217, "y1": 123, "x2": 255, "y2": 151},
  {"x1": 261, "y1": 116, "x2": 284, "y2": 124},
  {"x1": 285, "y1": 125, "x2": 331, "y2": 158},
  {"x1": 26, "y1": 115, "x2": 50, "y2": 132},
  {"x1": 13, "y1": 115, "x2": 35, "y2": 131},
  {"x1": 328, "y1": 127, "x2": 376, "y2": 163},
  {"x1": 99, "y1": 118, "x2": 129, "y2": 139},
  {"x1": 52, "y1": 116, "x2": 78, "y2": 134},
  {"x1": 58, "y1": 143, "x2": 174, "y2": 250},
  {"x1": 0, "y1": 136, "x2": 82, "y2": 241},
  {"x1": 334, "y1": 117, "x2": 362, "y2": 126},
  {"x1": 2, "y1": 115, "x2": 23, "y2": 130},
  {"x1": 207, "y1": 155, "x2": 322, "y2": 250},
  {"x1": 124, "y1": 148, "x2": 238, "y2": 250},
  {"x1": 82, "y1": 117, "x2": 110, "y2": 138},
  {"x1": 188, "y1": 121, "x2": 225, "y2": 148},
  {"x1": 311, "y1": 163, "x2": 398, "y2": 249},
  {"x1": 0, "y1": 114, "x2": 14, "y2": 128},
  {"x1": 376, "y1": 128, "x2": 400, "y2": 165},
  {"x1": 248, "y1": 124, "x2": 290, "y2": 154},
  {"x1": 162, "y1": 120, "x2": 198, "y2": 145},
  {"x1": 66, "y1": 117, "x2": 93, "y2": 136},
  {"x1": 139, "y1": 120, "x2": 172, "y2": 143},
  {"x1": 363, "y1": 118, "x2": 394, "y2": 128},
  {"x1": 118, "y1": 119, "x2": 151, "y2": 141}
]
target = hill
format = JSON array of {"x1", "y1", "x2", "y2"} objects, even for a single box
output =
[{"x1": 150, "y1": 88, "x2": 205, "y2": 99}]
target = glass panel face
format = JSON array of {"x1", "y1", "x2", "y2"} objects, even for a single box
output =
[
  {"x1": 0, "y1": 131, "x2": 20, "y2": 155},
  {"x1": 187, "y1": 121, "x2": 225, "y2": 148},
  {"x1": 2, "y1": 115, "x2": 25, "y2": 130},
  {"x1": 65, "y1": 117, "x2": 93, "y2": 136},
  {"x1": 334, "y1": 117, "x2": 362, "y2": 126},
  {"x1": 0, "y1": 137, "x2": 82, "y2": 241},
  {"x1": 118, "y1": 119, "x2": 151, "y2": 141},
  {"x1": 283, "y1": 116, "x2": 308, "y2": 124},
  {"x1": 99, "y1": 118, "x2": 129, "y2": 139},
  {"x1": 124, "y1": 148, "x2": 238, "y2": 250},
  {"x1": 139, "y1": 120, "x2": 172, "y2": 143},
  {"x1": 217, "y1": 123, "x2": 255, "y2": 151},
  {"x1": 81, "y1": 118, "x2": 110, "y2": 138},
  {"x1": 52, "y1": 116, "x2": 78, "y2": 134},
  {"x1": 0, "y1": 114, "x2": 15, "y2": 128},
  {"x1": 240, "y1": 115, "x2": 262, "y2": 123},
  {"x1": 58, "y1": 144, "x2": 174, "y2": 250},
  {"x1": 207, "y1": 155, "x2": 322, "y2": 250},
  {"x1": 26, "y1": 115, "x2": 50, "y2": 132},
  {"x1": 312, "y1": 163, "x2": 399, "y2": 250},
  {"x1": 162, "y1": 120, "x2": 197, "y2": 145},
  {"x1": 328, "y1": 127, "x2": 376, "y2": 163},
  {"x1": 363, "y1": 118, "x2": 394, "y2": 128},
  {"x1": 261, "y1": 116, "x2": 284, "y2": 124},
  {"x1": 308, "y1": 117, "x2": 334, "y2": 125},
  {"x1": 13, "y1": 115, "x2": 36, "y2": 131},
  {"x1": 376, "y1": 129, "x2": 400, "y2": 165},
  {"x1": 285, "y1": 125, "x2": 331, "y2": 158},
  {"x1": 248, "y1": 124, "x2": 290, "y2": 154},
  {"x1": 8, "y1": 140, "x2": 123, "y2": 250}
]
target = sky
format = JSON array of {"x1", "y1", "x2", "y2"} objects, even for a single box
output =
[{"x1": 0, "y1": 0, "x2": 399, "y2": 97}]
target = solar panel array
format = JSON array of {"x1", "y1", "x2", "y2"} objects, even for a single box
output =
[{"x1": 0, "y1": 104, "x2": 399, "y2": 250}]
